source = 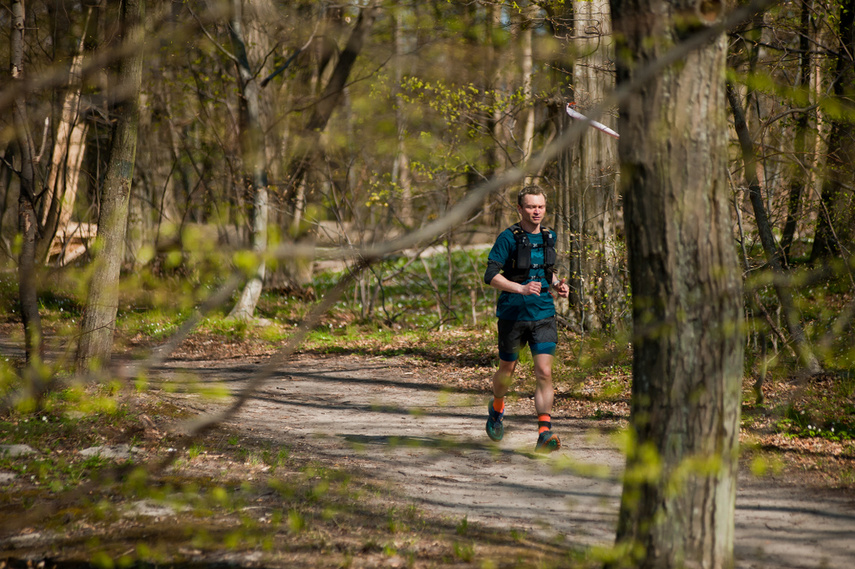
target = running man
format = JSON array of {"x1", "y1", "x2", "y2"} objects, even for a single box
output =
[{"x1": 483, "y1": 185, "x2": 570, "y2": 453}]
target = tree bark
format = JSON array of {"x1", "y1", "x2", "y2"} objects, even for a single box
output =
[
  {"x1": 11, "y1": 0, "x2": 44, "y2": 365},
  {"x1": 392, "y1": 7, "x2": 413, "y2": 227},
  {"x1": 37, "y1": 12, "x2": 92, "y2": 265},
  {"x1": 226, "y1": 0, "x2": 270, "y2": 321},
  {"x1": 484, "y1": 2, "x2": 514, "y2": 228},
  {"x1": 566, "y1": 0, "x2": 621, "y2": 332},
  {"x1": 521, "y1": 6, "x2": 536, "y2": 187},
  {"x1": 547, "y1": 2, "x2": 576, "y2": 328},
  {"x1": 810, "y1": 0, "x2": 855, "y2": 263},
  {"x1": 779, "y1": 0, "x2": 814, "y2": 262},
  {"x1": 76, "y1": 0, "x2": 145, "y2": 371},
  {"x1": 609, "y1": 2, "x2": 743, "y2": 567}
]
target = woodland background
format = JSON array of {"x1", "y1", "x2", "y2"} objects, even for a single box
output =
[{"x1": 1, "y1": 0, "x2": 854, "y2": 567}]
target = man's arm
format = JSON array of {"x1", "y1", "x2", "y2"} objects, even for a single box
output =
[
  {"x1": 484, "y1": 231, "x2": 540, "y2": 295},
  {"x1": 489, "y1": 273, "x2": 541, "y2": 296}
]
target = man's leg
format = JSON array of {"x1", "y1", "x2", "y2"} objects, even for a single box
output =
[
  {"x1": 486, "y1": 358, "x2": 516, "y2": 442},
  {"x1": 492, "y1": 358, "x2": 517, "y2": 400},
  {"x1": 532, "y1": 353, "x2": 554, "y2": 415},
  {"x1": 488, "y1": 319, "x2": 521, "y2": 442},
  {"x1": 533, "y1": 352, "x2": 560, "y2": 452}
]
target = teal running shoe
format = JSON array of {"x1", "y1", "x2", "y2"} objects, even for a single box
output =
[
  {"x1": 486, "y1": 400, "x2": 504, "y2": 442},
  {"x1": 534, "y1": 430, "x2": 561, "y2": 453}
]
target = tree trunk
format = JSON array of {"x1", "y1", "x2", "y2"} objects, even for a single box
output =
[
  {"x1": 284, "y1": 4, "x2": 380, "y2": 203},
  {"x1": 521, "y1": 7, "x2": 536, "y2": 187},
  {"x1": 810, "y1": 0, "x2": 855, "y2": 263},
  {"x1": 609, "y1": 3, "x2": 743, "y2": 567},
  {"x1": 779, "y1": 0, "x2": 815, "y2": 262},
  {"x1": 226, "y1": 0, "x2": 270, "y2": 321},
  {"x1": 392, "y1": 8, "x2": 413, "y2": 227},
  {"x1": 37, "y1": 13, "x2": 92, "y2": 265},
  {"x1": 484, "y1": 3, "x2": 514, "y2": 227},
  {"x1": 548, "y1": 3, "x2": 576, "y2": 328},
  {"x1": 565, "y1": 0, "x2": 621, "y2": 332},
  {"x1": 11, "y1": 0, "x2": 44, "y2": 365},
  {"x1": 727, "y1": 83, "x2": 822, "y2": 375},
  {"x1": 76, "y1": 0, "x2": 145, "y2": 371}
]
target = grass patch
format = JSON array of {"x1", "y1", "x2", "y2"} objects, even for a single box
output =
[{"x1": 771, "y1": 372, "x2": 855, "y2": 442}]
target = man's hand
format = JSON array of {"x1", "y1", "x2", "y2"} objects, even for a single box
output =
[
  {"x1": 552, "y1": 277, "x2": 569, "y2": 299},
  {"x1": 520, "y1": 281, "x2": 542, "y2": 295}
]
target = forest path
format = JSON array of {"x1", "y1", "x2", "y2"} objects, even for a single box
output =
[{"x1": 156, "y1": 353, "x2": 855, "y2": 569}]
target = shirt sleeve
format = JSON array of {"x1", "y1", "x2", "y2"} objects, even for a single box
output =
[
  {"x1": 484, "y1": 230, "x2": 514, "y2": 285},
  {"x1": 484, "y1": 259, "x2": 502, "y2": 284}
]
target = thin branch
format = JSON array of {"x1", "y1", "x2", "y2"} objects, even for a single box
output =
[
  {"x1": 186, "y1": 2, "x2": 239, "y2": 65},
  {"x1": 0, "y1": 2, "x2": 229, "y2": 119},
  {"x1": 260, "y1": 20, "x2": 320, "y2": 87}
]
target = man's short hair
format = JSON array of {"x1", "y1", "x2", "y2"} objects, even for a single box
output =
[{"x1": 517, "y1": 185, "x2": 547, "y2": 206}]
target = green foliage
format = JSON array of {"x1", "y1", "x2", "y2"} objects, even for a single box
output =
[
  {"x1": 199, "y1": 315, "x2": 249, "y2": 342},
  {"x1": 774, "y1": 388, "x2": 855, "y2": 443},
  {"x1": 395, "y1": 77, "x2": 525, "y2": 177},
  {"x1": 749, "y1": 454, "x2": 785, "y2": 478},
  {"x1": 37, "y1": 289, "x2": 83, "y2": 319},
  {"x1": 5, "y1": 0, "x2": 855, "y2": 563},
  {"x1": 120, "y1": 309, "x2": 185, "y2": 341},
  {"x1": 452, "y1": 540, "x2": 475, "y2": 562},
  {"x1": 744, "y1": 261, "x2": 855, "y2": 376},
  {"x1": 287, "y1": 508, "x2": 305, "y2": 533},
  {"x1": 0, "y1": 451, "x2": 109, "y2": 493},
  {"x1": 455, "y1": 515, "x2": 469, "y2": 535}
]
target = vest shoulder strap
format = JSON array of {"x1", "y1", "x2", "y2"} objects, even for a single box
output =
[
  {"x1": 541, "y1": 226, "x2": 553, "y2": 243},
  {"x1": 510, "y1": 224, "x2": 552, "y2": 247}
]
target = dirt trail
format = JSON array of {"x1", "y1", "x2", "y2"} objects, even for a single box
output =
[{"x1": 158, "y1": 353, "x2": 855, "y2": 569}]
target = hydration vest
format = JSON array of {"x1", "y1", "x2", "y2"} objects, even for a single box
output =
[{"x1": 503, "y1": 223, "x2": 556, "y2": 285}]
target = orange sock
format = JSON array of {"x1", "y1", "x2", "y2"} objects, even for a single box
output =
[
  {"x1": 493, "y1": 398, "x2": 505, "y2": 413},
  {"x1": 538, "y1": 414, "x2": 552, "y2": 434}
]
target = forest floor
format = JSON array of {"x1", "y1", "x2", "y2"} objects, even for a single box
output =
[{"x1": 2, "y1": 325, "x2": 855, "y2": 568}]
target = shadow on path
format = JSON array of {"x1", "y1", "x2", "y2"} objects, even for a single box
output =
[{"x1": 154, "y1": 354, "x2": 855, "y2": 569}]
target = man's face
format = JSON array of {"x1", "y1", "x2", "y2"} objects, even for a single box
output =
[{"x1": 518, "y1": 193, "x2": 546, "y2": 227}]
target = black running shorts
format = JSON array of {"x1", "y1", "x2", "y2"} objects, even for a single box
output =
[{"x1": 497, "y1": 316, "x2": 557, "y2": 361}]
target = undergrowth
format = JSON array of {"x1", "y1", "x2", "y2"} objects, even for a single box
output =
[{"x1": 0, "y1": 381, "x2": 581, "y2": 568}]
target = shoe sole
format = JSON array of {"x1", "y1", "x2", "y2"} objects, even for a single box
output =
[
  {"x1": 535, "y1": 433, "x2": 561, "y2": 453},
  {"x1": 486, "y1": 420, "x2": 503, "y2": 442}
]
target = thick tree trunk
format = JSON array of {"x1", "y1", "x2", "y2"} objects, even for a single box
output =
[
  {"x1": 11, "y1": 0, "x2": 44, "y2": 364},
  {"x1": 76, "y1": 0, "x2": 145, "y2": 371},
  {"x1": 609, "y1": 3, "x2": 743, "y2": 567}
]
